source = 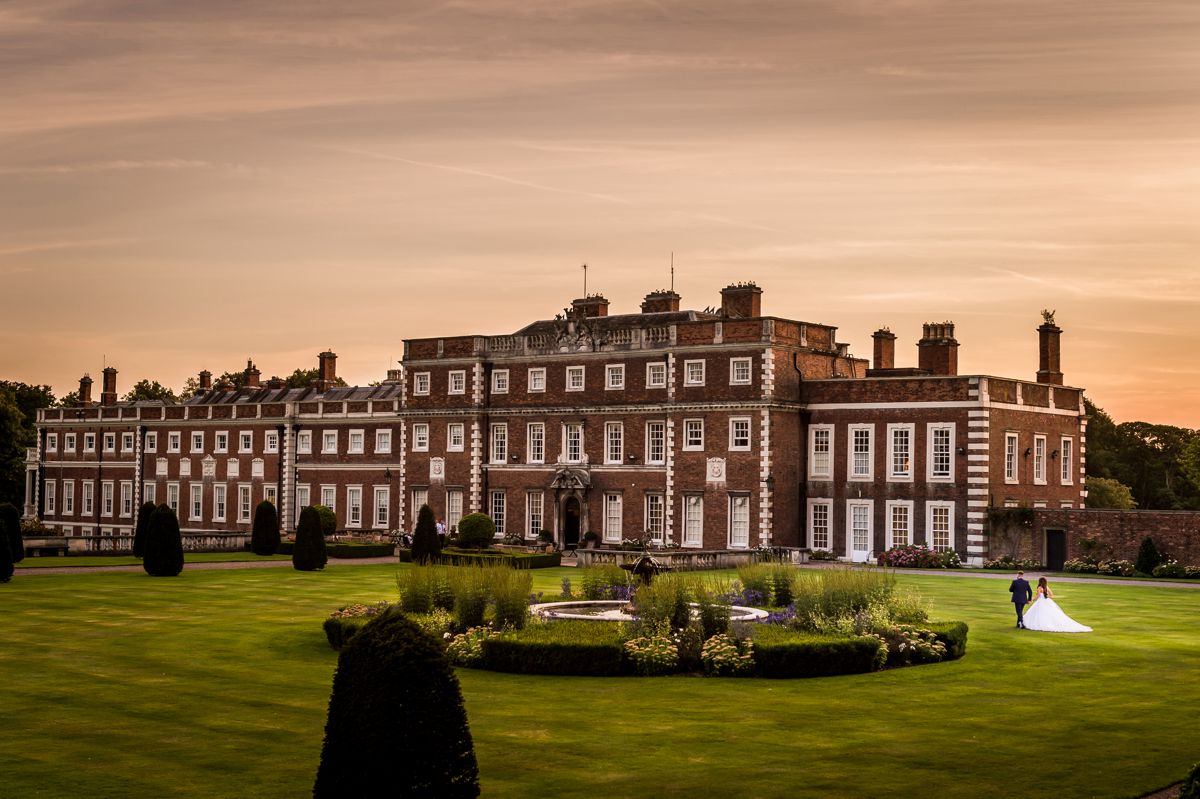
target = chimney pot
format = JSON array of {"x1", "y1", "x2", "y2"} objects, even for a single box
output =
[
  {"x1": 872, "y1": 328, "x2": 897, "y2": 370},
  {"x1": 100, "y1": 367, "x2": 118, "y2": 406},
  {"x1": 640, "y1": 290, "x2": 681, "y2": 314},
  {"x1": 916, "y1": 321, "x2": 959, "y2": 376},
  {"x1": 1037, "y1": 318, "x2": 1064, "y2": 385},
  {"x1": 78, "y1": 374, "x2": 93, "y2": 406},
  {"x1": 572, "y1": 295, "x2": 611, "y2": 317},
  {"x1": 317, "y1": 351, "x2": 337, "y2": 392},
  {"x1": 719, "y1": 282, "x2": 762, "y2": 318}
]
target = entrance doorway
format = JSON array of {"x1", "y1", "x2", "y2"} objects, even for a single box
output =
[
  {"x1": 1045, "y1": 529, "x2": 1067, "y2": 571},
  {"x1": 563, "y1": 497, "x2": 581, "y2": 548}
]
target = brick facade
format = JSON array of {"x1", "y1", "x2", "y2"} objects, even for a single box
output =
[{"x1": 997, "y1": 508, "x2": 1200, "y2": 567}]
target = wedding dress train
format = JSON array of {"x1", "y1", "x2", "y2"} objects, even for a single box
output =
[{"x1": 1022, "y1": 596, "x2": 1092, "y2": 633}]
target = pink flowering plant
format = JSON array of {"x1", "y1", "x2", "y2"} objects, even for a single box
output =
[{"x1": 878, "y1": 544, "x2": 961, "y2": 569}]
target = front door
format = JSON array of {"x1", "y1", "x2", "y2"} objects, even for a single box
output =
[
  {"x1": 849, "y1": 503, "x2": 872, "y2": 563},
  {"x1": 563, "y1": 497, "x2": 581, "y2": 548},
  {"x1": 1045, "y1": 529, "x2": 1067, "y2": 571}
]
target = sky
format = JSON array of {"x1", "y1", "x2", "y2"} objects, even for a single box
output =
[{"x1": 1, "y1": 0, "x2": 1198, "y2": 426}]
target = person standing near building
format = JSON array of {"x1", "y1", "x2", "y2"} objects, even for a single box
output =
[
  {"x1": 1009, "y1": 570, "x2": 1033, "y2": 628},
  {"x1": 436, "y1": 518, "x2": 446, "y2": 546}
]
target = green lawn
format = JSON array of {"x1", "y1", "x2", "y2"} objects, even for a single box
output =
[
  {"x1": 3, "y1": 565, "x2": 1197, "y2": 798},
  {"x1": 15, "y1": 552, "x2": 294, "y2": 568}
]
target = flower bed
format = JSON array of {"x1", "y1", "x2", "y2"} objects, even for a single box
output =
[
  {"x1": 397, "y1": 548, "x2": 561, "y2": 569},
  {"x1": 877, "y1": 544, "x2": 962, "y2": 569}
]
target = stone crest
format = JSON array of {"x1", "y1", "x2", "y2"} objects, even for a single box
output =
[
  {"x1": 706, "y1": 457, "x2": 726, "y2": 484},
  {"x1": 430, "y1": 457, "x2": 445, "y2": 483}
]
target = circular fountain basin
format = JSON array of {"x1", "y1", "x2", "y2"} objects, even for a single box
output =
[{"x1": 530, "y1": 600, "x2": 769, "y2": 623}]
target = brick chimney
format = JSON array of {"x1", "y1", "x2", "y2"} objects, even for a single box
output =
[
  {"x1": 872, "y1": 328, "x2": 897, "y2": 370},
  {"x1": 100, "y1": 367, "x2": 118, "y2": 405},
  {"x1": 572, "y1": 295, "x2": 610, "y2": 317},
  {"x1": 317, "y1": 351, "x2": 337, "y2": 391},
  {"x1": 917, "y1": 322, "x2": 959, "y2": 376},
  {"x1": 640, "y1": 291, "x2": 681, "y2": 314},
  {"x1": 720, "y1": 283, "x2": 762, "y2": 318},
  {"x1": 1037, "y1": 314, "x2": 1064, "y2": 385},
  {"x1": 266, "y1": 377, "x2": 284, "y2": 390},
  {"x1": 78, "y1": 374, "x2": 93, "y2": 405},
  {"x1": 243, "y1": 359, "x2": 261, "y2": 388},
  {"x1": 198, "y1": 370, "x2": 212, "y2": 392}
]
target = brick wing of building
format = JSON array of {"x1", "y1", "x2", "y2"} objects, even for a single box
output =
[{"x1": 26, "y1": 285, "x2": 1085, "y2": 565}]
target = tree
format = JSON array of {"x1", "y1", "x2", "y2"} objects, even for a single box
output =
[
  {"x1": 277, "y1": 368, "x2": 348, "y2": 389},
  {"x1": 313, "y1": 504, "x2": 336, "y2": 537},
  {"x1": 55, "y1": 390, "x2": 81, "y2": 408},
  {"x1": 456, "y1": 513, "x2": 495, "y2": 550},
  {"x1": 0, "y1": 502, "x2": 23, "y2": 563},
  {"x1": 251, "y1": 500, "x2": 281, "y2": 556},
  {"x1": 1135, "y1": 536, "x2": 1163, "y2": 576},
  {"x1": 0, "y1": 389, "x2": 31, "y2": 507},
  {"x1": 411, "y1": 504, "x2": 441, "y2": 565},
  {"x1": 293, "y1": 506, "x2": 328, "y2": 571},
  {"x1": 122, "y1": 380, "x2": 178, "y2": 403},
  {"x1": 1085, "y1": 477, "x2": 1136, "y2": 510},
  {"x1": 0, "y1": 514, "x2": 12, "y2": 583},
  {"x1": 313, "y1": 609, "x2": 479, "y2": 798},
  {"x1": 143, "y1": 504, "x2": 184, "y2": 577},
  {"x1": 132, "y1": 501, "x2": 156, "y2": 558}
]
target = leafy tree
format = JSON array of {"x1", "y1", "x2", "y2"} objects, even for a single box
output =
[
  {"x1": 277, "y1": 368, "x2": 348, "y2": 389},
  {"x1": 143, "y1": 504, "x2": 184, "y2": 577},
  {"x1": 456, "y1": 513, "x2": 495, "y2": 550},
  {"x1": 1178, "y1": 438, "x2": 1200, "y2": 500},
  {"x1": 251, "y1": 500, "x2": 281, "y2": 556},
  {"x1": 293, "y1": 506, "x2": 328, "y2": 571},
  {"x1": 1134, "y1": 536, "x2": 1163, "y2": 576},
  {"x1": 122, "y1": 380, "x2": 178, "y2": 403},
  {"x1": 411, "y1": 504, "x2": 441, "y2": 564},
  {"x1": 55, "y1": 390, "x2": 81, "y2": 408},
  {"x1": 0, "y1": 387, "x2": 36, "y2": 507},
  {"x1": 0, "y1": 502, "x2": 23, "y2": 563},
  {"x1": 314, "y1": 609, "x2": 479, "y2": 798},
  {"x1": 1084, "y1": 477, "x2": 1136, "y2": 510},
  {"x1": 1084, "y1": 399, "x2": 1200, "y2": 510},
  {"x1": 132, "y1": 501, "x2": 155, "y2": 558},
  {"x1": 313, "y1": 504, "x2": 336, "y2": 537},
  {"x1": 0, "y1": 381, "x2": 55, "y2": 428}
]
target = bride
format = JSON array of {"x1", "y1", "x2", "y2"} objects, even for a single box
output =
[{"x1": 1022, "y1": 577, "x2": 1092, "y2": 633}]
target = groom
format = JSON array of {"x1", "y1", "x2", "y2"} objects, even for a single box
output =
[{"x1": 1009, "y1": 570, "x2": 1033, "y2": 629}]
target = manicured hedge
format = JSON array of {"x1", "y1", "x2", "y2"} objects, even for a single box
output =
[
  {"x1": 926, "y1": 621, "x2": 969, "y2": 661},
  {"x1": 750, "y1": 627, "x2": 882, "y2": 678},
  {"x1": 323, "y1": 617, "x2": 370, "y2": 651},
  {"x1": 481, "y1": 622, "x2": 626, "y2": 676},
  {"x1": 398, "y1": 549, "x2": 561, "y2": 569},
  {"x1": 277, "y1": 542, "x2": 394, "y2": 559}
]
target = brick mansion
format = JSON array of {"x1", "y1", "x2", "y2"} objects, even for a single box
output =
[{"x1": 24, "y1": 283, "x2": 1086, "y2": 566}]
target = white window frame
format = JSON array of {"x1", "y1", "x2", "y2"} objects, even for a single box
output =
[
  {"x1": 603, "y1": 493, "x2": 623, "y2": 542},
  {"x1": 728, "y1": 494, "x2": 750, "y2": 549},
  {"x1": 526, "y1": 491, "x2": 543, "y2": 537},
  {"x1": 412, "y1": 423, "x2": 430, "y2": 452},
  {"x1": 1033, "y1": 434, "x2": 1047, "y2": 485},
  {"x1": 346, "y1": 486, "x2": 363, "y2": 528},
  {"x1": 448, "y1": 370, "x2": 466, "y2": 395},
  {"x1": 563, "y1": 422, "x2": 583, "y2": 464},
  {"x1": 605, "y1": 364, "x2": 625, "y2": 390},
  {"x1": 263, "y1": 486, "x2": 277, "y2": 506},
  {"x1": 144, "y1": 432, "x2": 156, "y2": 453},
  {"x1": 143, "y1": 481, "x2": 155, "y2": 505},
  {"x1": 374, "y1": 486, "x2": 390, "y2": 528},
  {"x1": 47, "y1": 433, "x2": 58, "y2": 453},
  {"x1": 239, "y1": 431, "x2": 253, "y2": 454},
  {"x1": 1005, "y1": 432, "x2": 1019, "y2": 484},
  {"x1": 187, "y1": 431, "x2": 202, "y2": 454},
  {"x1": 63, "y1": 481, "x2": 75, "y2": 515},
  {"x1": 189, "y1": 483, "x2": 203, "y2": 521},
  {"x1": 413, "y1": 372, "x2": 431, "y2": 396},
  {"x1": 447, "y1": 423, "x2": 465, "y2": 453},
  {"x1": 926, "y1": 501, "x2": 955, "y2": 552},
  {"x1": 84, "y1": 433, "x2": 96, "y2": 453},
  {"x1": 321, "y1": 430, "x2": 338, "y2": 455},
  {"x1": 348, "y1": 429, "x2": 365, "y2": 454},
  {"x1": 65, "y1": 433, "x2": 77, "y2": 453},
  {"x1": 729, "y1": 357, "x2": 753, "y2": 385},
  {"x1": 683, "y1": 359, "x2": 706, "y2": 386},
  {"x1": 885, "y1": 499, "x2": 913, "y2": 549},
  {"x1": 213, "y1": 484, "x2": 227, "y2": 522},
  {"x1": 104, "y1": 433, "x2": 116, "y2": 453},
  {"x1": 375, "y1": 429, "x2": 392, "y2": 454},
  {"x1": 446, "y1": 489, "x2": 463, "y2": 532},
  {"x1": 848, "y1": 424, "x2": 873, "y2": 481},
  {"x1": 121, "y1": 432, "x2": 134, "y2": 452},
  {"x1": 646, "y1": 362, "x2": 667, "y2": 389},
  {"x1": 491, "y1": 423, "x2": 508, "y2": 463},
  {"x1": 120, "y1": 481, "x2": 133, "y2": 517},
  {"x1": 413, "y1": 488, "x2": 430, "y2": 522},
  {"x1": 927, "y1": 423, "x2": 955, "y2": 483},
  {"x1": 82, "y1": 480, "x2": 94, "y2": 514},
  {"x1": 646, "y1": 421, "x2": 666, "y2": 465},
  {"x1": 102, "y1": 480, "x2": 114, "y2": 517},
  {"x1": 296, "y1": 431, "x2": 312, "y2": 455},
  {"x1": 808, "y1": 424, "x2": 834, "y2": 479},
  {"x1": 321, "y1": 485, "x2": 336, "y2": 511},
  {"x1": 491, "y1": 490, "x2": 506, "y2": 535},
  {"x1": 295, "y1": 485, "x2": 310, "y2": 524},
  {"x1": 846, "y1": 499, "x2": 874, "y2": 561},
  {"x1": 645, "y1": 493, "x2": 665, "y2": 543},
  {"x1": 729, "y1": 417, "x2": 752, "y2": 452},
  {"x1": 527, "y1": 367, "x2": 546, "y2": 393},
  {"x1": 168, "y1": 432, "x2": 181, "y2": 453},
  {"x1": 565, "y1": 366, "x2": 585, "y2": 392},
  {"x1": 887, "y1": 423, "x2": 915, "y2": 482},
  {"x1": 264, "y1": 432, "x2": 279, "y2": 454},
  {"x1": 1060, "y1": 437, "x2": 1074, "y2": 485},
  {"x1": 682, "y1": 494, "x2": 703, "y2": 548},
  {"x1": 605, "y1": 422, "x2": 623, "y2": 464},
  {"x1": 46, "y1": 481, "x2": 57, "y2": 514},
  {"x1": 526, "y1": 423, "x2": 544, "y2": 464},
  {"x1": 239, "y1": 484, "x2": 253, "y2": 522},
  {"x1": 491, "y1": 369, "x2": 509, "y2": 394},
  {"x1": 214, "y1": 431, "x2": 229, "y2": 454},
  {"x1": 683, "y1": 418, "x2": 704, "y2": 451}
]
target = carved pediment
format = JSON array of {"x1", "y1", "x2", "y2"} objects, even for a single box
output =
[{"x1": 550, "y1": 465, "x2": 591, "y2": 490}]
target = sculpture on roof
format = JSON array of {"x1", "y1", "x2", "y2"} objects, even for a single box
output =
[{"x1": 1041, "y1": 309, "x2": 1056, "y2": 325}]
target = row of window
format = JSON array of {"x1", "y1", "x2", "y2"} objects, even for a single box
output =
[
  {"x1": 479, "y1": 419, "x2": 751, "y2": 464},
  {"x1": 1004, "y1": 433, "x2": 1075, "y2": 485},
  {"x1": 808, "y1": 422, "x2": 957, "y2": 482},
  {"x1": 807, "y1": 499, "x2": 956, "y2": 554},
  {"x1": 43, "y1": 479, "x2": 278, "y2": 523},
  {"x1": 411, "y1": 357, "x2": 757, "y2": 397},
  {"x1": 45, "y1": 431, "x2": 136, "y2": 455}
]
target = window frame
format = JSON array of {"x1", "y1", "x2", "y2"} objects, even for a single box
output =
[
  {"x1": 645, "y1": 492, "x2": 665, "y2": 543},
  {"x1": 448, "y1": 370, "x2": 466, "y2": 395},
  {"x1": 447, "y1": 422, "x2": 465, "y2": 453},
  {"x1": 605, "y1": 421, "x2": 624, "y2": 464},
  {"x1": 645, "y1": 362, "x2": 667, "y2": 389},
  {"x1": 927, "y1": 423, "x2": 955, "y2": 483},
  {"x1": 728, "y1": 493, "x2": 751, "y2": 549},
  {"x1": 490, "y1": 490, "x2": 506, "y2": 535},
  {"x1": 239, "y1": 431, "x2": 253, "y2": 454},
  {"x1": 808, "y1": 424, "x2": 834, "y2": 479},
  {"x1": 527, "y1": 367, "x2": 546, "y2": 393},
  {"x1": 565, "y1": 365, "x2": 585, "y2": 392},
  {"x1": 412, "y1": 423, "x2": 430, "y2": 453},
  {"x1": 729, "y1": 356, "x2": 753, "y2": 385},
  {"x1": 645, "y1": 421, "x2": 666, "y2": 465},
  {"x1": 491, "y1": 369, "x2": 509, "y2": 394},
  {"x1": 729, "y1": 417, "x2": 752, "y2": 452},
  {"x1": 682, "y1": 493, "x2": 703, "y2": 548},
  {"x1": 682, "y1": 418, "x2": 704, "y2": 451},
  {"x1": 605, "y1": 364, "x2": 625, "y2": 391},
  {"x1": 214, "y1": 431, "x2": 229, "y2": 454},
  {"x1": 413, "y1": 372, "x2": 431, "y2": 396},
  {"x1": 887, "y1": 423, "x2": 915, "y2": 482},
  {"x1": 885, "y1": 499, "x2": 913, "y2": 549},
  {"x1": 490, "y1": 423, "x2": 508, "y2": 463},
  {"x1": 848, "y1": 423, "x2": 873, "y2": 481},
  {"x1": 375, "y1": 429, "x2": 392, "y2": 454},
  {"x1": 603, "y1": 492, "x2": 623, "y2": 542},
  {"x1": 926, "y1": 501, "x2": 955, "y2": 552},
  {"x1": 1060, "y1": 437, "x2": 1074, "y2": 485},
  {"x1": 526, "y1": 491, "x2": 544, "y2": 537},
  {"x1": 1005, "y1": 432, "x2": 1020, "y2": 484},
  {"x1": 1033, "y1": 434, "x2": 1047, "y2": 485},
  {"x1": 348, "y1": 429, "x2": 365, "y2": 454},
  {"x1": 526, "y1": 422, "x2": 544, "y2": 464},
  {"x1": 683, "y1": 359, "x2": 706, "y2": 386}
]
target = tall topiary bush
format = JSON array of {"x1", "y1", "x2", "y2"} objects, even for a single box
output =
[
  {"x1": 411, "y1": 504, "x2": 441, "y2": 565},
  {"x1": 456, "y1": 513, "x2": 496, "y2": 550},
  {"x1": 314, "y1": 609, "x2": 479, "y2": 798},
  {"x1": 250, "y1": 500, "x2": 281, "y2": 556},
  {"x1": 132, "y1": 501, "x2": 155, "y2": 559},
  {"x1": 294, "y1": 506, "x2": 328, "y2": 571},
  {"x1": 313, "y1": 504, "x2": 336, "y2": 537},
  {"x1": 0, "y1": 514, "x2": 14, "y2": 583},
  {"x1": 1134, "y1": 536, "x2": 1162, "y2": 575},
  {"x1": 143, "y1": 504, "x2": 184, "y2": 577},
  {"x1": 0, "y1": 502, "x2": 23, "y2": 564}
]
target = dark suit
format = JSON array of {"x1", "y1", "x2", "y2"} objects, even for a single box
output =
[{"x1": 1009, "y1": 578, "x2": 1033, "y2": 627}]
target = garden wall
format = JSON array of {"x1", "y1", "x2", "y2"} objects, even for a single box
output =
[{"x1": 997, "y1": 509, "x2": 1200, "y2": 565}]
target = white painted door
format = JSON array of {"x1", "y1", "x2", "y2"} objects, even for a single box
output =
[{"x1": 849, "y1": 503, "x2": 872, "y2": 563}]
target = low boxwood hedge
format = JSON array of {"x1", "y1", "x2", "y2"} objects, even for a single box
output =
[
  {"x1": 397, "y1": 549, "x2": 561, "y2": 569},
  {"x1": 481, "y1": 621, "x2": 626, "y2": 676},
  {"x1": 750, "y1": 626, "x2": 882, "y2": 678},
  {"x1": 277, "y1": 542, "x2": 394, "y2": 559},
  {"x1": 926, "y1": 621, "x2": 969, "y2": 660}
]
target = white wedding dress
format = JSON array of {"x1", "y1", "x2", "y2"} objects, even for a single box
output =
[{"x1": 1023, "y1": 593, "x2": 1092, "y2": 633}]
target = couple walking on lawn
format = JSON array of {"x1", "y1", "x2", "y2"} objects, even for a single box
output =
[{"x1": 1008, "y1": 570, "x2": 1092, "y2": 633}]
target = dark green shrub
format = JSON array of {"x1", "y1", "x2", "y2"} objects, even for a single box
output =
[
  {"x1": 1135, "y1": 536, "x2": 1162, "y2": 575},
  {"x1": 313, "y1": 504, "x2": 336, "y2": 537},
  {"x1": 770, "y1": 565, "x2": 794, "y2": 608},
  {"x1": 400, "y1": 549, "x2": 560, "y2": 568},
  {"x1": 1152, "y1": 561, "x2": 1187, "y2": 579},
  {"x1": 432, "y1": 567, "x2": 455, "y2": 611},
  {"x1": 580, "y1": 564, "x2": 631, "y2": 599},
  {"x1": 293, "y1": 506, "x2": 328, "y2": 572},
  {"x1": 0, "y1": 518, "x2": 13, "y2": 583},
  {"x1": 696, "y1": 592, "x2": 732, "y2": 639},
  {"x1": 411, "y1": 504, "x2": 441, "y2": 565},
  {"x1": 451, "y1": 567, "x2": 490, "y2": 630},
  {"x1": 926, "y1": 621, "x2": 969, "y2": 660},
  {"x1": 132, "y1": 501, "x2": 155, "y2": 559},
  {"x1": 0, "y1": 502, "x2": 22, "y2": 564},
  {"x1": 751, "y1": 626, "x2": 882, "y2": 678},
  {"x1": 250, "y1": 500, "x2": 280, "y2": 556},
  {"x1": 143, "y1": 504, "x2": 184, "y2": 577},
  {"x1": 456, "y1": 513, "x2": 496, "y2": 550},
  {"x1": 323, "y1": 616, "x2": 369, "y2": 651},
  {"x1": 482, "y1": 622, "x2": 626, "y2": 676},
  {"x1": 1181, "y1": 761, "x2": 1200, "y2": 799},
  {"x1": 327, "y1": 543, "x2": 394, "y2": 559},
  {"x1": 314, "y1": 609, "x2": 479, "y2": 798},
  {"x1": 488, "y1": 566, "x2": 532, "y2": 629}
]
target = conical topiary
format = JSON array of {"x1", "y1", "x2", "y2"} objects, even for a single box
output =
[
  {"x1": 250, "y1": 500, "x2": 281, "y2": 556},
  {"x1": 314, "y1": 609, "x2": 479, "y2": 798},
  {"x1": 293, "y1": 505, "x2": 327, "y2": 571},
  {"x1": 132, "y1": 501, "x2": 156, "y2": 559},
  {"x1": 0, "y1": 514, "x2": 14, "y2": 583},
  {"x1": 411, "y1": 504, "x2": 441, "y2": 565},
  {"x1": 143, "y1": 504, "x2": 184, "y2": 577},
  {"x1": 0, "y1": 502, "x2": 22, "y2": 564},
  {"x1": 1135, "y1": 536, "x2": 1162, "y2": 575}
]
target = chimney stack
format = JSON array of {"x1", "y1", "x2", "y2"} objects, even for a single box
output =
[
  {"x1": 572, "y1": 295, "x2": 610, "y2": 318},
  {"x1": 243, "y1": 358, "x2": 261, "y2": 388},
  {"x1": 1037, "y1": 313, "x2": 1064, "y2": 385},
  {"x1": 198, "y1": 370, "x2": 212, "y2": 392},
  {"x1": 719, "y1": 283, "x2": 762, "y2": 318},
  {"x1": 317, "y1": 351, "x2": 337, "y2": 392},
  {"x1": 640, "y1": 290, "x2": 681, "y2": 314},
  {"x1": 100, "y1": 367, "x2": 118, "y2": 405},
  {"x1": 872, "y1": 328, "x2": 897, "y2": 370},
  {"x1": 917, "y1": 322, "x2": 959, "y2": 376},
  {"x1": 78, "y1": 374, "x2": 93, "y2": 405}
]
